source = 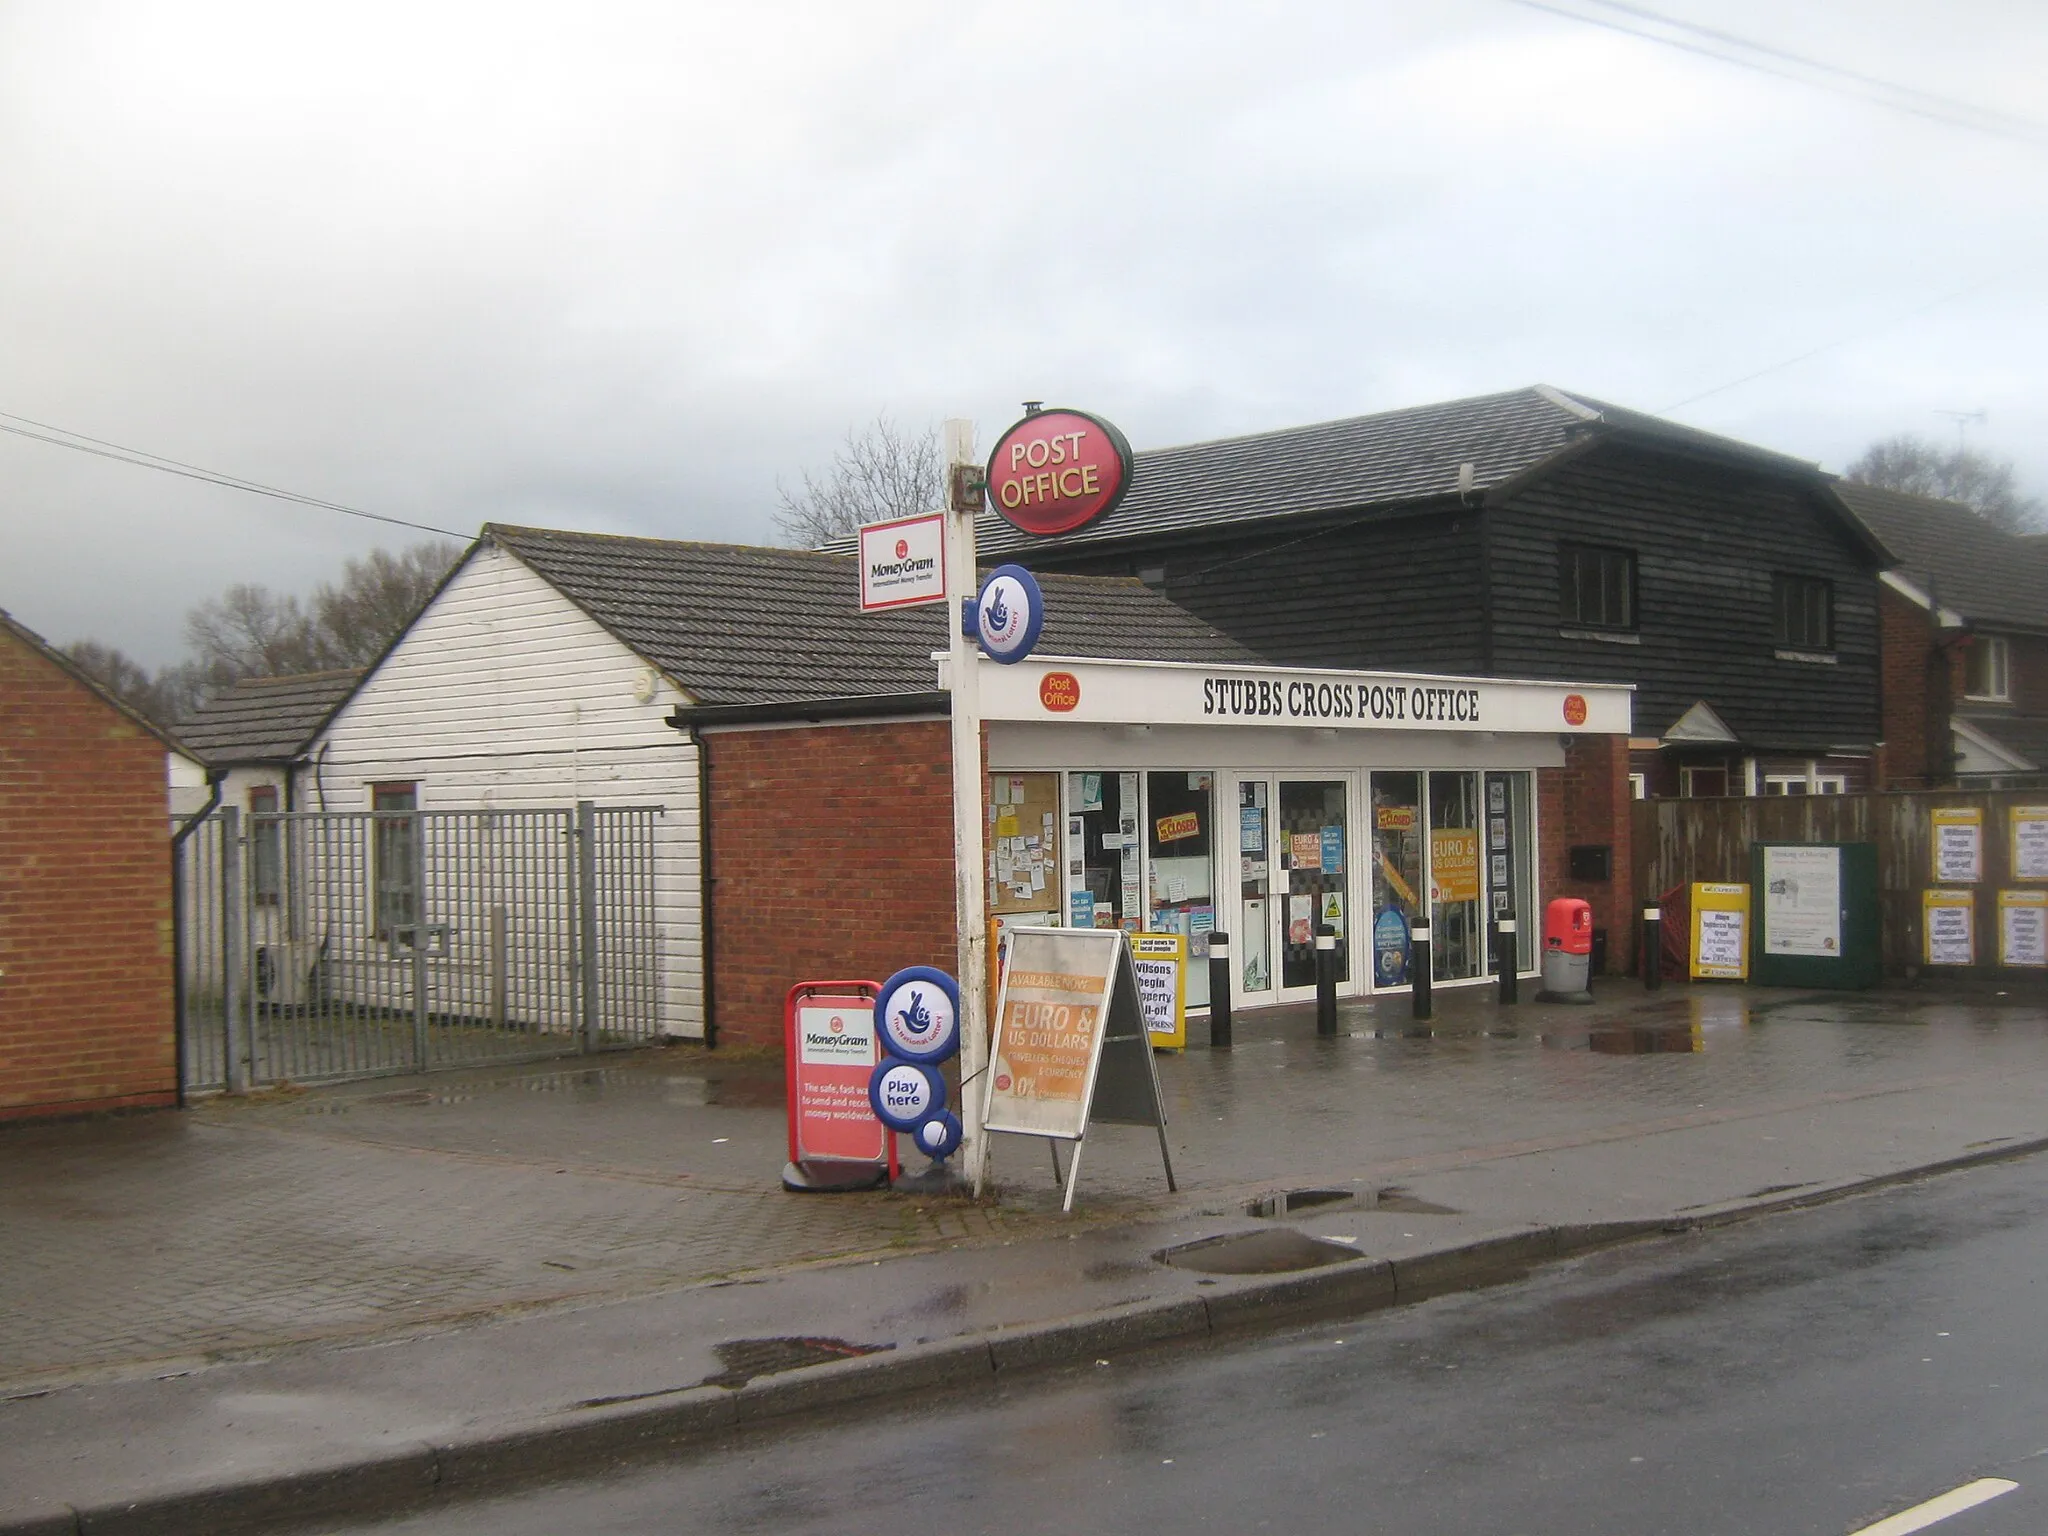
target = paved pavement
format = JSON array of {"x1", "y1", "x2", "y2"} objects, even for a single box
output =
[{"x1": 3, "y1": 977, "x2": 2046, "y2": 1532}]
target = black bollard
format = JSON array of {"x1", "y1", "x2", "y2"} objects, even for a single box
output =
[
  {"x1": 1410, "y1": 922, "x2": 1434, "y2": 1022},
  {"x1": 1496, "y1": 916, "x2": 1518, "y2": 1005},
  {"x1": 1207, "y1": 931, "x2": 1233, "y2": 1049},
  {"x1": 1314, "y1": 923, "x2": 1338, "y2": 1036},
  {"x1": 1642, "y1": 906, "x2": 1663, "y2": 991}
]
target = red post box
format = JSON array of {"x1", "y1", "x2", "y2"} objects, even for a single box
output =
[{"x1": 1544, "y1": 898, "x2": 1593, "y2": 955}]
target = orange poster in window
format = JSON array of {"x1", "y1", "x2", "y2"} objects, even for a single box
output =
[{"x1": 1430, "y1": 828, "x2": 1480, "y2": 903}]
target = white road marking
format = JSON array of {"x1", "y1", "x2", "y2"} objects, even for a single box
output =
[{"x1": 1847, "y1": 1478, "x2": 2018, "y2": 1536}]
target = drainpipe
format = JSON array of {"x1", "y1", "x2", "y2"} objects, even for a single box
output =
[
  {"x1": 170, "y1": 767, "x2": 227, "y2": 1108},
  {"x1": 668, "y1": 715, "x2": 718, "y2": 1050}
]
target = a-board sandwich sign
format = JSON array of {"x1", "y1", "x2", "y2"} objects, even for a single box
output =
[
  {"x1": 857, "y1": 512, "x2": 947, "y2": 612},
  {"x1": 1130, "y1": 932, "x2": 1186, "y2": 1050},
  {"x1": 982, "y1": 926, "x2": 1175, "y2": 1211},
  {"x1": 782, "y1": 980, "x2": 897, "y2": 1192},
  {"x1": 1689, "y1": 883, "x2": 1750, "y2": 981}
]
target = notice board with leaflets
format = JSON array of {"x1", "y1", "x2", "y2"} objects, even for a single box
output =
[
  {"x1": 981, "y1": 926, "x2": 1175, "y2": 1211},
  {"x1": 1749, "y1": 842, "x2": 1880, "y2": 989}
]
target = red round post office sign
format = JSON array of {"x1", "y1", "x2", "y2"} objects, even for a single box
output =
[
  {"x1": 1039, "y1": 671, "x2": 1081, "y2": 712},
  {"x1": 985, "y1": 408, "x2": 1134, "y2": 537},
  {"x1": 1562, "y1": 693, "x2": 1589, "y2": 726}
]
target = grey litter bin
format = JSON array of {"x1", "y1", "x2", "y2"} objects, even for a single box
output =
[{"x1": 1540, "y1": 947, "x2": 1591, "y2": 998}]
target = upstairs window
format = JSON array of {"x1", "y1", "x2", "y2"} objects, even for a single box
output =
[
  {"x1": 249, "y1": 785, "x2": 282, "y2": 905},
  {"x1": 1559, "y1": 544, "x2": 1636, "y2": 631},
  {"x1": 1965, "y1": 634, "x2": 2010, "y2": 701},
  {"x1": 1774, "y1": 574, "x2": 1834, "y2": 652}
]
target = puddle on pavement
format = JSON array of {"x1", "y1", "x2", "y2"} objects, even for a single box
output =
[
  {"x1": 1155, "y1": 1229, "x2": 1364, "y2": 1275},
  {"x1": 1245, "y1": 1187, "x2": 1355, "y2": 1218},
  {"x1": 697, "y1": 1335, "x2": 890, "y2": 1389},
  {"x1": 1374, "y1": 1185, "x2": 1459, "y2": 1215}
]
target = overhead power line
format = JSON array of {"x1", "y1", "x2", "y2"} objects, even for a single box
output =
[
  {"x1": 0, "y1": 410, "x2": 466, "y2": 540},
  {"x1": 1656, "y1": 259, "x2": 2040, "y2": 413},
  {"x1": 1502, "y1": 0, "x2": 2048, "y2": 149}
]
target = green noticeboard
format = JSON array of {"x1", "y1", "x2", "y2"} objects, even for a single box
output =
[{"x1": 1749, "y1": 842, "x2": 1881, "y2": 989}]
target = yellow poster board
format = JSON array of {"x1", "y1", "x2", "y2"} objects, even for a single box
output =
[
  {"x1": 1130, "y1": 932, "x2": 1187, "y2": 1049},
  {"x1": 1429, "y1": 827, "x2": 1480, "y2": 903},
  {"x1": 1931, "y1": 806, "x2": 1984, "y2": 883},
  {"x1": 1999, "y1": 889, "x2": 2048, "y2": 968},
  {"x1": 1924, "y1": 888, "x2": 1975, "y2": 966},
  {"x1": 1689, "y1": 882, "x2": 1750, "y2": 980},
  {"x1": 2013, "y1": 807, "x2": 2048, "y2": 882}
]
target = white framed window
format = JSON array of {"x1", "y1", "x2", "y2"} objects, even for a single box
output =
[
  {"x1": 1763, "y1": 766, "x2": 1849, "y2": 796},
  {"x1": 1964, "y1": 634, "x2": 2010, "y2": 701},
  {"x1": 1629, "y1": 772, "x2": 1647, "y2": 800}
]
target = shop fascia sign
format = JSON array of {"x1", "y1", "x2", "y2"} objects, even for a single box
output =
[{"x1": 974, "y1": 657, "x2": 1633, "y2": 735}]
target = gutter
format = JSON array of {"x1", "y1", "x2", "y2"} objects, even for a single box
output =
[
  {"x1": 169, "y1": 767, "x2": 227, "y2": 1109},
  {"x1": 667, "y1": 691, "x2": 951, "y2": 729}
]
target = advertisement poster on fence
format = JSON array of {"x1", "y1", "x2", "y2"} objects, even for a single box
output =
[
  {"x1": 1931, "y1": 806, "x2": 1984, "y2": 883},
  {"x1": 2000, "y1": 889, "x2": 2048, "y2": 968},
  {"x1": 1924, "y1": 889, "x2": 1976, "y2": 967},
  {"x1": 2013, "y1": 807, "x2": 2048, "y2": 881},
  {"x1": 1762, "y1": 846, "x2": 1841, "y2": 957}
]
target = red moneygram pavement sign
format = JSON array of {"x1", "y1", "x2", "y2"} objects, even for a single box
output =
[
  {"x1": 985, "y1": 408, "x2": 1133, "y2": 537},
  {"x1": 784, "y1": 981, "x2": 897, "y2": 1172}
]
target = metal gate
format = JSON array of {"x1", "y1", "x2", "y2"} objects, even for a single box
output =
[{"x1": 175, "y1": 803, "x2": 663, "y2": 1093}]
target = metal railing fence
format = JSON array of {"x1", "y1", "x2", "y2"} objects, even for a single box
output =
[{"x1": 175, "y1": 801, "x2": 662, "y2": 1093}]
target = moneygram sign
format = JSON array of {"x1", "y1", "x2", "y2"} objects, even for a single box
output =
[
  {"x1": 858, "y1": 511, "x2": 947, "y2": 611},
  {"x1": 985, "y1": 408, "x2": 1133, "y2": 538}
]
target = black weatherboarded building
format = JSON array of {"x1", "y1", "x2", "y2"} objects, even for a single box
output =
[{"x1": 989, "y1": 387, "x2": 1893, "y2": 796}]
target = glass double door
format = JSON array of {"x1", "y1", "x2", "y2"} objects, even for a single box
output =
[
  {"x1": 1234, "y1": 770, "x2": 1526, "y2": 1005},
  {"x1": 1237, "y1": 777, "x2": 1352, "y2": 1004}
]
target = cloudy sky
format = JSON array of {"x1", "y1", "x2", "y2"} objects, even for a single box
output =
[{"x1": 3, "y1": 1, "x2": 2044, "y2": 665}]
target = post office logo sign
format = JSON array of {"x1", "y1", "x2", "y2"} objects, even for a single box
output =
[
  {"x1": 1039, "y1": 670, "x2": 1081, "y2": 712},
  {"x1": 985, "y1": 407, "x2": 1134, "y2": 538}
]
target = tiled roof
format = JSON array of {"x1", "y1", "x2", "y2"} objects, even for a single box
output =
[
  {"x1": 175, "y1": 669, "x2": 363, "y2": 764},
  {"x1": 487, "y1": 526, "x2": 1260, "y2": 706},
  {"x1": 970, "y1": 385, "x2": 1824, "y2": 557},
  {"x1": 1834, "y1": 483, "x2": 2048, "y2": 632}
]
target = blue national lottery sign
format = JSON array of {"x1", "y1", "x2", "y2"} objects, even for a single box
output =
[
  {"x1": 874, "y1": 966, "x2": 961, "y2": 1064},
  {"x1": 974, "y1": 565, "x2": 1045, "y2": 665},
  {"x1": 868, "y1": 1058, "x2": 948, "y2": 1134}
]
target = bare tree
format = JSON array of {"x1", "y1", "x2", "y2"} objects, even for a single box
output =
[
  {"x1": 1846, "y1": 435, "x2": 2045, "y2": 533},
  {"x1": 774, "y1": 413, "x2": 943, "y2": 546},
  {"x1": 63, "y1": 538, "x2": 468, "y2": 727},
  {"x1": 61, "y1": 640, "x2": 206, "y2": 727},
  {"x1": 307, "y1": 540, "x2": 463, "y2": 666},
  {"x1": 184, "y1": 583, "x2": 323, "y2": 679}
]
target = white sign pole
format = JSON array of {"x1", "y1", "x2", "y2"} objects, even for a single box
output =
[{"x1": 942, "y1": 419, "x2": 992, "y2": 1194}]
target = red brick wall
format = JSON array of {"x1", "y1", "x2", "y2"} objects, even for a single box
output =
[
  {"x1": 0, "y1": 630, "x2": 176, "y2": 1119},
  {"x1": 1537, "y1": 734, "x2": 1636, "y2": 974},
  {"x1": 704, "y1": 719, "x2": 957, "y2": 1050},
  {"x1": 1878, "y1": 585, "x2": 1937, "y2": 789}
]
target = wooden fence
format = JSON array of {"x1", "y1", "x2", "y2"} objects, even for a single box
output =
[{"x1": 1632, "y1": 790, "x2": 2048, "y2": 976}]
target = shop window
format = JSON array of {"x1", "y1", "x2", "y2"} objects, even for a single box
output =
[
  {"x1": 1485, "y1": 771, "x2": 1537, "y2": 972},
  {"x1": 1146, "y1": 772, "x2": 1215, "y2": 1009},
  {"x1": 249, "y1": 785, "x2": 282, "y2": 905},
  {"x1": 1559, "y1": 543, "x2": 1636, "y2": 631},
  {"x1": 372, "y1": 782, "x2": 418, "y2": 939},
  {"x1": 1774, "y1": 574, "x2": 1833, "y2": 651},
  {"x1": 1965, "y1": 635, "x2": 2010, "y2": 701},
  {"x1": 990, "y1": 772, "x2": 1063, "y2": 928},
  {"x1": 1065, "y1": 771, "x2": 1138, "y2": 932}
]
